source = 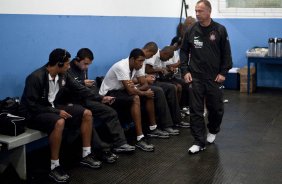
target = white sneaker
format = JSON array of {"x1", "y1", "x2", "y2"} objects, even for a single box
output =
[
  {"x1": 203, "y1": 108, "x2": 208, "y2": 117},
  {"x1": 207, "y1": 133, "x2": 216, "y2": 144},
  {"x1": 188, "y1": 145, "x2": 205, "y2": 154}
]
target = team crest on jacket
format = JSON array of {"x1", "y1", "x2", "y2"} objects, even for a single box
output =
[{"x1": 209, "y1": 31, "x2": 216, "y2": 42}]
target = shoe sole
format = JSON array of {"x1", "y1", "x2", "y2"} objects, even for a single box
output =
[
  {"x1": 207, "y1": 140, "x2": 215, "y2": 144},
  {"x1": 135, "y1": 144, "x2": 154, "y2": 152},
  {"x1": 188, "y1": 147, "x2": 206, "y2": 155},
  {"x1": 49, "y1": 174, "x2": 69, "y2": 183},
  {"x1": 80, "y1": 161, "x2": 102, "y2": 169},
  {"x1": 147, "y1": 134, "x2": 169, "y2": 139},
  {"x1": 167, "y1": 132, "x2": 180, "y2": 136},
  {"x1": 176, "y1": 125, "x2": 190, "y2": 128},
  {"x1": 113, "y1": 148, "x2": 136, "y2": 153}
]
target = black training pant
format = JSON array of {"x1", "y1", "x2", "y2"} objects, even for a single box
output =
[
  {"x1": 84, "y1": 100, "x2": 127, "y2": 150},
  {"x1": 189, "y1": 78, "x2": 224, "y2": 147}
]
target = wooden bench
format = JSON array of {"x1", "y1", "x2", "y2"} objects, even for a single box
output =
[{"x1": 0, "y1": 128, "x2": 47, "y2": 180}]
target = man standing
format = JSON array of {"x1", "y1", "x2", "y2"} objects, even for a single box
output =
[
  {"x1": 180, "y1": 0, "x2": 232, "y2": 154},
  {"x1": 21, "y1": 48, "x2": 102, "y2": 183},
  {"x1": 68, "y1": 48, "x2": 135, "y2": 162}
]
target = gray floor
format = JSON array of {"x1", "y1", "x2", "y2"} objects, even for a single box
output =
[{"x1": 2, "y1": 88, "x2": 282, "y2": 184}]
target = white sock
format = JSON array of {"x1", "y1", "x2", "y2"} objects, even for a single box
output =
[
  {"x1": 149, "y1": 125, "x2": 157, "y2": 131},
  {"x1": 82, "y1": 147, "x2": 91, "y2": 158},
  {"x1": 137, "y1": 134, "x2": 144, "y2": 141},
  {"x1": 51, "y1": 159, "x2": 60, "y2": 170}
]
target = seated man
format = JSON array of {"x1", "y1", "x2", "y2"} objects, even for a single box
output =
[
  {"x1": 68, "y1": 48, "x2": 135, "y2": 162},
  {"x1": 99, "y1": 48, "x2": 169, "y2": 152},
  {"x1": 145, "y1": 46, "x2": 190, "y2": 128},
  {"x1": 21, "y1": 48, "x2": 102, "y2": 183},
  {"x1": 138, "y1": 42, "x2": 180, "y2": 135},
  {"x1": 163, "y1": 36, "x2": 190, "y2": 115}
]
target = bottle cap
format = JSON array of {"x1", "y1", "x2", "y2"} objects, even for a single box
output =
[{"x1": 268, "y1": 38, "x2": 275, "y2": 43}]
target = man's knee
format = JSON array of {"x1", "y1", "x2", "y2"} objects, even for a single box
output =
[
  {"x1": 83, "y1": 109, "x2": 93, "y2": 119},
  {"x1": 54, "y1": 118, "x2": 65, "y2": 131},
  {"x1": 132, "y1": 95, "x2": 140, "y2": 105}
]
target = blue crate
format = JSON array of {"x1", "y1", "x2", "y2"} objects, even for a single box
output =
[{"x1": 224, "y1": 68, "x2": 240, "y2": 90}]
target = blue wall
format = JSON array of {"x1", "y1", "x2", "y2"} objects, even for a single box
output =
[{"x1": 0, "y1": 15, "x2": 282, "y2": 98}]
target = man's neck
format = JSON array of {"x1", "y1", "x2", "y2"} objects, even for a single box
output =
[
  {"x1": 199, "y1": 18, "x2": 212, "y2": 27},
  {"x1": 46, "y1": 66, "x2": 58, "y2": 78}
]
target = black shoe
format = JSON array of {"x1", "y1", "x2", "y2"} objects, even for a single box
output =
[
  {"x1": 112, "y1": 143, "x2": 136, "y2": 153},
  {"x1": 97, "y1": 151, "x2": 118, "y2": 164},
  {"x1": 135, "y1": 138, "x2": 154, "y2": 152},
  {"x1": 164, "y1": 127, "x2": 180, "y2": 135},
  {"x1": 147, "y1": 128, "x2": 169, "y2": 138},
  {"x1": 80, "y1": 153, "x2": 102, "y2": 169},
  {"x1": 49, "y1": 166, "x2": 70, "y2": 183},
  {"x1": 176, "y1": 121, "x2": 190, "y2": 128}
]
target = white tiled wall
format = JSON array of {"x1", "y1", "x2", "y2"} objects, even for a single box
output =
[{"x1": 218, "y1": 0, "x2": 282, "y2": 18}]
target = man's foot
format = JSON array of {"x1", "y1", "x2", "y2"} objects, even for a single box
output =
[
  {"x1": 164, "y1": 127, "x2": 180, "y2": 135},
  {"x1": 207, "y1": 133, "x2": 216, "y2": 144},
  {"x1": 188, "y1": 145, "x2": 206, "y2": 155},
  {"x1": 135, "y1": 138, "x2": 154, "y2": 152},
  {"x1": 147, "y1": 128, "x2": 169, "y2": 138},
  {"x1": 96, "y1": 151, "x2": 118, "y2": 164},
  {"x1": 181, "y1": 106, "x2": 190, "y2": 115},
  {"x1": 175, "y1": 121, "x2": 190, "y2": 128},
  {"x1": 49, "y1": 166, "x2": 70, "y2": 183},
  {"x1": 80, "y1": 153, "x2": 102, "y2": 169},
  {"x1": 112, "y1": 144, "x2": 136, "y2": 153}
]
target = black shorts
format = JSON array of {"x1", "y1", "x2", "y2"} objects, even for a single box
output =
[
  {"x1": 106, "y1": 89, "x2": 134, "y2": 108},
  {"x1": 28, "y1": 104, "x2": 85, "y2": 135}
]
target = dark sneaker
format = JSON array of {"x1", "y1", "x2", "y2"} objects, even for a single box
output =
[
  {"x1": 135, "y1": 138, "x2": 154, "y2": 152},
  {"x1": 164, "y1": 127, "x2": 180, "y2": 136},
  {"x1": 49, "y1": 166, "x2": 70, "y2": 183},
  {"x1": 80, "y1": 153, "x2": 102, "y2": 169},
  {"x1": 112, "y1": 143, "x2": 136, "y2": 153},
  {"x1": 97, "y1": 151, "x2": 118, "y2": 164},
  {"x1": 176, "y1": 121, "x2": 190, "y2": 128},
  {"x1": 188, "y1": 145, "x2": 206, "y2": 155},
  {"x1": 147, "y1": 128, "x2": 169, "y2": 138}
]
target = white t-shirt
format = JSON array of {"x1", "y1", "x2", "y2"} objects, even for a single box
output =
[
  {"x1": 145, "y1": 50, "x2": 165, "y2": 70},
  {"x1": 48, "y1": 74, "x2": 59, "y2": 108},
  {"x1": 99, "y1": 58, "x2": 144, "y2": 96},
  {"x1": 163, "y1": 50, "x2": 179, "y2": 66}
]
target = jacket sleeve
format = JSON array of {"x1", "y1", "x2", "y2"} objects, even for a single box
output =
[
  {"x1": 66, "y1": 73, "x2": 103, "y2": 102},
  {"x1": 23, "y1": 74, "x2": 60, "y2": 114},
  {"x1": 180, "y1": 31, "x2": 191, "y2": 76},
  {"x1": 219, "y1": 26, "x2": 233, "y2": 76}
]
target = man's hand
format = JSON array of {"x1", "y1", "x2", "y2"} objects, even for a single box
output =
[
  {"x1": 101, "y1": 96, "x2": 116, "y2": 105},
  {"x1": 144, "y1": 89, "x2": 154, "y2": 98},
  {"x1": 184, "y1": 73, "x2": 192, "y2": 83},
  {"x1": 146, "y1": 75, "x2": 155, "y2": 85},
  {"x1": 59, "y1": 110, "x2": 72, "y2": 119},
  {"x1": 84, "y1": 79, "x2": 95, "y2": 87},
  {"x1": 215, "y1": 74, "x2": 225, "y2": 83}
]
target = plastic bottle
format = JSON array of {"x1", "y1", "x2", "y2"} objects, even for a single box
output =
[
  {"x1": 268, "y1": 38, "x2": 276, "y2": 57},
  {"x1": 276, "y1": 38, "x2": 282, "y2": 57}
]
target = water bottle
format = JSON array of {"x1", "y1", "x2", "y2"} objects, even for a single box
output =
[
  {"x1": 268, "y1": 38, "x2": 276, "y2": 57},
  {"x1": 276, "y1": 38, "x2": 282, "y2": 57}
]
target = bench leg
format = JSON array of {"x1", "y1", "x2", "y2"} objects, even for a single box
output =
[{"x1": 0, "y1": 145, "x2": 27, "y2": 180}]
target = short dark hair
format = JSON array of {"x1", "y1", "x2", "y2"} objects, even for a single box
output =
[
  {"x1": 76, "y1": 48, "x2": 94, "y2": 61},
  {"x1": 143, "y1": 42, "x2": 158, "y2": 53},
  {"x1": 129, "y1": 48, "x2": 145, "y2": 60},
  {"x1": 170, "y1": 36, "x2": 182, "y2": 47},
  {"x1": 47, "y1": 48, "x2": 71, "y2": 67},
  {"x1": 197, "y1": 0, "x2": 212, "y2": 11}
]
